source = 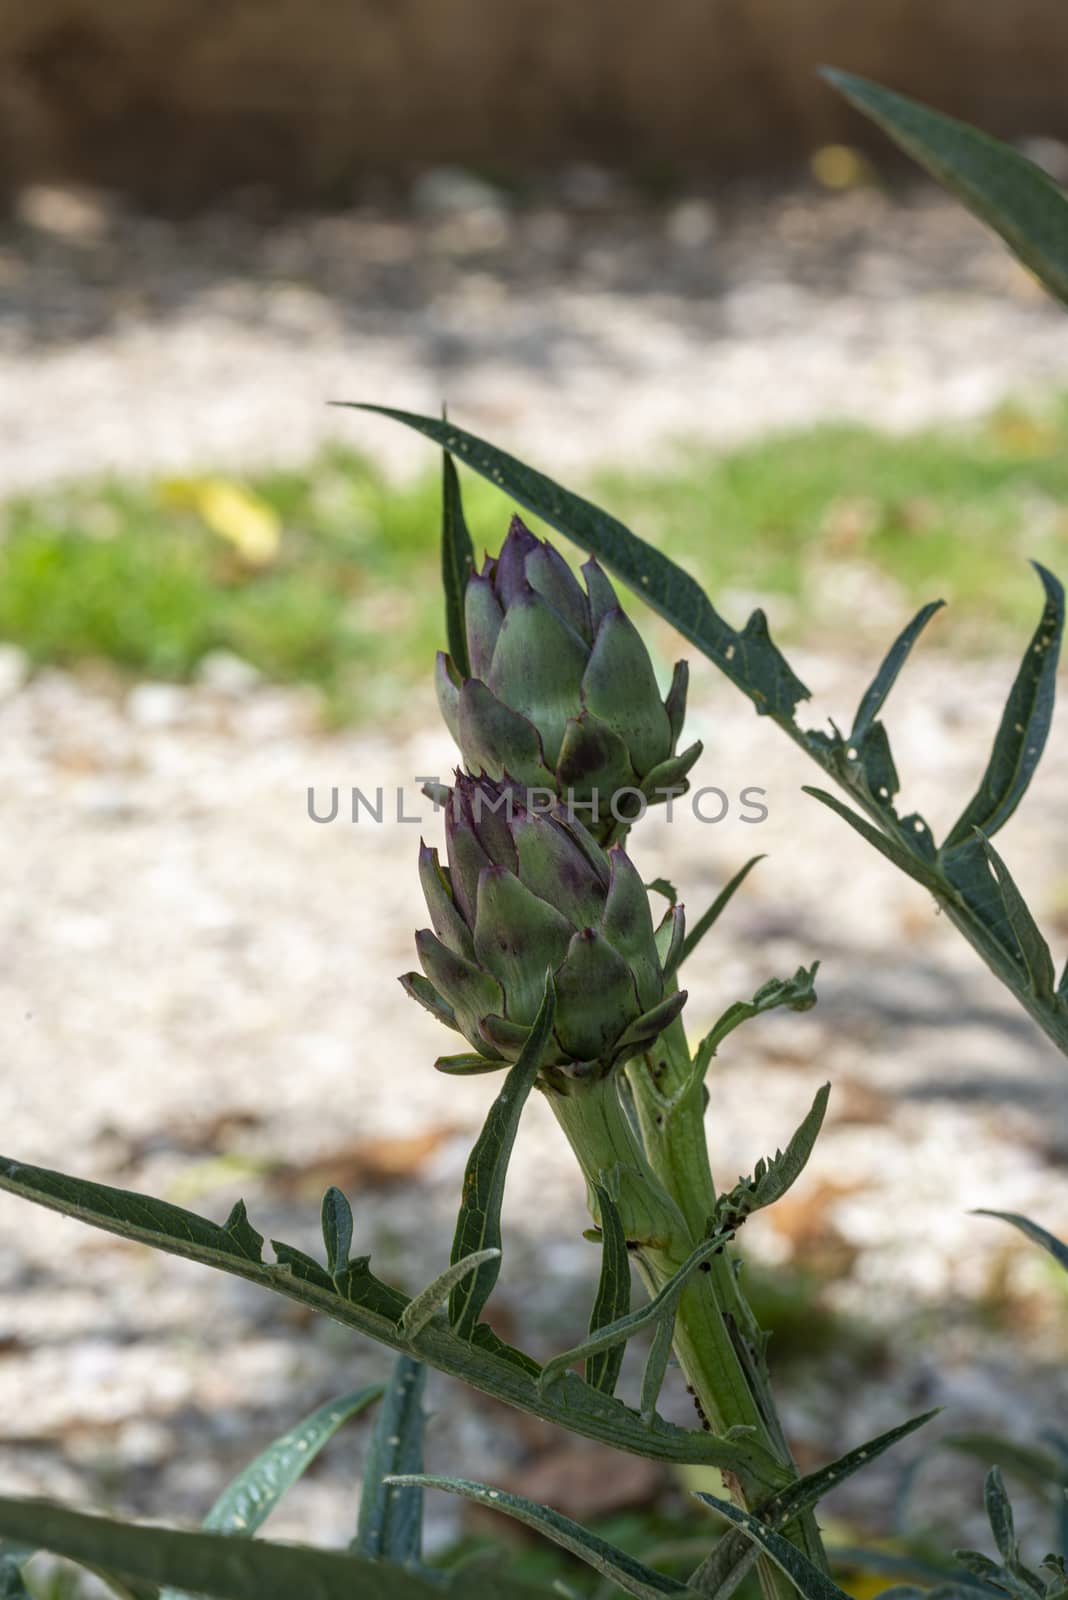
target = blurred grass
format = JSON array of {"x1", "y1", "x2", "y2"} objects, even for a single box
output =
[{"x1": 2, "y1": 395, "x2": 1067, "y2": 721}]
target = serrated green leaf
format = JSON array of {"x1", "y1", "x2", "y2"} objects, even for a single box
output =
[
  {"x1": 802, "y1": 789, "x2": 943, "y2": 893},
  {"x1": 975, "y1": 1210, "x2": 1068, "y2": 1273},
  {"x1": 402, "y1": 1249, "x2": 502, "y2": 1338},
  {"x1": 674, "y1": 856, "x2": 764, "y2": 975},
  {"x1": 851, "y1": 601, "x2": 944, "y2": 744},
  {"x1": 693, "y1": 966, "x2": 819, "y2": 1077},
  {"x1": 715, "y1": 1084, "x2": 830, "y2": 1230},
  {"x1": 540, "y1": 1232, "x2": 726, "y2": 1393},
  {"x1": 321, "y1": 1186, "x2": 354, "y2": 1278},
  {"x1": 0, "y1": 1496, "x2": 554, "y2": 1600},
  {"x1": 0, "y1": 1154, "x2": 787, "y2": 1485},
  {"x1": 356, "y1": 1356, "x2": 428, "y2": 1566},
  {"x1": 695, "y1": 1493, "x2": 853, "y2": 1600},
  {"x1": 585, "y1": 1184, "x2": 632, "y2": 1396},
  {"x1": 449, "y1": 974, "x2": 556, "y2": 1337},
  {"x1": 391, "y1": 1477, "x2": 690, "y2": 1599},
  {"x1": 690, "y1": 1410, "x2": 938, "y2": 1598},
  {"x1": 442, "y1": 448, "x2": 475, "y2": 677},
  {"x1": 339, "y1": 405, "x2": 811, "y2": 721},
  {"x1": 823, "y1": 70, "x2": 1068, "y2": 308},
  {"x1": 942, "y1": 565, "x2": 1064, "y2": 850}
]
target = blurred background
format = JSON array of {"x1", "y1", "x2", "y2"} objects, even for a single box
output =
[{"x1": 2, "y1": 3, "x2": 1068, "y2": 1592}]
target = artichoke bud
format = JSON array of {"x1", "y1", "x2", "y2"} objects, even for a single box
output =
[
  {"x1": 436, "y1": 517, "x2": 702, "y2": 842},
  {"x1": 401, "y1": 774, "x2": 687, "y2": 1076}
]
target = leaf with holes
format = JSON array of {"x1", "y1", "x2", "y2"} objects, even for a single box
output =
[
  {"x1": 851, "y1": 601, "x2": 945, "y2": 745},
  {"x1": 340, "y1": 405, "x2": 811, "y2": 721}
]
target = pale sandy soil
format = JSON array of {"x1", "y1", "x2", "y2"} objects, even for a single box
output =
[{"x1": 0, "y1": 649, "x2": 1065, "y2": 1554}]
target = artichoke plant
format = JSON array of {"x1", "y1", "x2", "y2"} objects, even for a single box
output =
[
  {"x1": 402, "y1": 773, "x2": 686, "y2": 1075},
  {"x1": 436, "y1": 517, "x2": 701, "y2": 841}
]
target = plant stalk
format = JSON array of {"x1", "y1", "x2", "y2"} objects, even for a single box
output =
[{"x1": 542, "y1": 1058, "x2": 828, "y2": 1598}]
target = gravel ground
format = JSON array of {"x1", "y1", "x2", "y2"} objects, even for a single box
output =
[
  {"x1": 2, "y1": 176, "x2": 1068, "y2": 494},
  {"x1": 2, "y1": 178, "x2": 1068, "y2": 1569},
  {"x1": 1, "y1": 648, "x2": 1066, "y2": 1557}
]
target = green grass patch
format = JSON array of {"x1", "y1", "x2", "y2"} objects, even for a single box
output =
[{"x1": 2, "y1": 396, "x2": 1066, "y2": 721}]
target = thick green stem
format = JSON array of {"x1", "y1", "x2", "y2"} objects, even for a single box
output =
[{"x1": 542, "y1": 1063, "x2": 828, "y2": 1597}]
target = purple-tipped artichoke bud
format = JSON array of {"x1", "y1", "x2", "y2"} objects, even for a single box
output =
[
  {"x1": 401, "y1": 773, "x2": 687, "y2": 1075},
  {"x1": 435, "y1": 517, "x2": 702, "y2": 842}
]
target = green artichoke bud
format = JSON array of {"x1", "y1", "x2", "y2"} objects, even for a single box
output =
[
  {"x1": 436, "y1": 517, "x2": 701, "y2": 842},
  {"x1": 401, "y1": 773, "x2": 687, "y2": 1076}
]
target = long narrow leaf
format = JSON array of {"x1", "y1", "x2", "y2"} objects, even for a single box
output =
[
  {"x1": 824, "y1": 70, "x2": 1068, "y2": 308},
  {"x1": 851, "y1": 601, "x2": 944, "y2": 743},
  {"x1": 539, "y1": 1232, "x2": 726, "y2": 1392},
  {"x1": 943, "y1": 1432, "x2": 1068, "y2": 1492},
  {"x1": 586, "y1": 1183, "x2": 632, "y2": 1396},
  {"x1": 690, "y1": 1410, "x2": 937, "y2": 1598},
  {"x1": 356, "y1": 1356, "x2": 428, "y2": 1565},
  {"x1": 639, "y1": 1306, "x2": 677, "y2": 1425},
  {"x1": 161, "y1": 1385, "x2": 384, "y2": 1600},
  {"x1": 442, "y1": 448, "x2": 475, "y2": 676},
  {"x1": 340, "y1": 404, "x2": 811, "y2": 720},
  {"x1": 674, "y1": 856, "x2": 764, "y2": 974},
  {"x1": 975, "y1": 1210, "x2": 1068, "y2": 1273},
  {"x1": 976, "y1": 838, "x2": 1056, "y2": 999},
  {"x1": 449, "y1": 975, "x2": 556, "y2": 1336},
  {"x1": 0, "y1": 1155, "x2": 788, "y2": 1485},
  {"x1": 694, "y1": 1493, "x2": 853, "y2": 1600},
  {"x1": 391, "y1": 1477, "x2": 690, "y2": 1600},
  {"x1": 942, "y1": 564, "x2": 1064, "y2": 849},
  {"x1": 209, "y1": 1386, "x2": 383, "y2": 1534},
  {"x1": 402, "y1": 1249, "x2": 502, "y2": 1338},
  {"x1": 0, "y1": 1497, "x2": 551, "y2": 1600},
  {"x1": 802, "y1": 789, "x2": 943, "y2": 894}
]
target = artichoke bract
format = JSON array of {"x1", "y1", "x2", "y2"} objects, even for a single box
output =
[
  {"x1": 436, "y1": 517, "x2": 701, "y2": 841},
  {"x1": 402, "y1": 774, "x2": 687, "y2": 1076}
]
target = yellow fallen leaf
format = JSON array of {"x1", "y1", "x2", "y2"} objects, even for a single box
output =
[{"x1": 162, "y1": 476, "x2": 281, "y2": 565}]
